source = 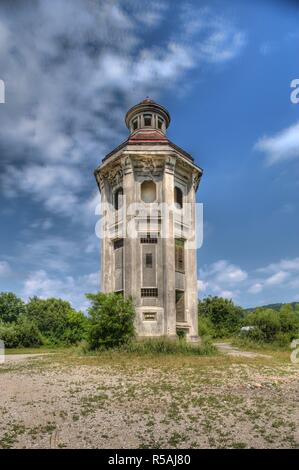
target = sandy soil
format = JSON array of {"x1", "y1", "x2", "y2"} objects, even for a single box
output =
[{"x1": 0, "y1": 351, "x2": 298, "y2": 449}]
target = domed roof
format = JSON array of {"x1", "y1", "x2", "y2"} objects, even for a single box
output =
[{"x1": 125, "y1": 97, "x2": 171, "y2": 129}]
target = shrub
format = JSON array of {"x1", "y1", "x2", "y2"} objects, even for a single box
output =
[
  {"x1": 26, "y1": 297, "x2": 86, "y2": 344},
  {"x1": 243, "y1": 305, "x2": 299, "y2": 346},
  {"x1": 15, "y1": 317, "x2": 43, "y2": 347},
  {"x1": 0, "y1": 322, "x2": 20, "y2": 348},
  {"x1": 0, "y1": 317, "x2": 43, "y2": 348},
  {"x1": 62, "y1": 310, "x2": 89, "y2": 345},
  {"x1": 198, "y1": 296, "x2": 244, "y2": 337},
  {"x1": 198, "y1": 315, "x2": 215, "y2": 338},
  {"x1": 245, "y1": 309, "x2": 280, "y2": 342},
  {"x1": 0, "y1": 292, "x2": 26, "y2": 323},
  {"x1": 86, "y1": 292, "x2": 135, "y2": 349}
]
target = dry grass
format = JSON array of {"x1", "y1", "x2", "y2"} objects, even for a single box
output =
[{"x1": 0, "y1": 348, "x2": 298, "y2": 449}]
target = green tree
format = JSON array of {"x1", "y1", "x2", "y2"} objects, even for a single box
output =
[
  {"x1": 243, "y1": 305, "x2": 299, "y2": 345},
  {"x1": 63, "y1": 309, "x2": 89, "y2": 344},
  {"x1": 198, "y1": 296, "x2": 244, "y2": 337},
  {"x1": 279, "y1": 304, "x2": 299, "y2": 334},
  {"x1": 0, "y1": 292, "x2": 26, "y2": 323},
  {"x1": 0, "y1": 317, "x2": 43, "y2": 348},
  {"x1": 245, "y1": 308, "x2": 280, "y2": 342},
  {"x1": 25, "y1": 297, "x2": 86, "y2": 344},
  {"x1": 86, "y1": 292, "x2": 135, "y2": 349}
]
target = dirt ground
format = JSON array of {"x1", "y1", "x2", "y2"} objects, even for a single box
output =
[{"x1": 0, "y1": 348, "x2": 298, "y2": 449}]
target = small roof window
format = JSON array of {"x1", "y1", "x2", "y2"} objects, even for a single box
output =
[
  {"x1": 143, "y1": 114, "x2": 152, "y2": 126},
  {"x1": 157, "y1": 117, "x2": 163, "y2": 130}
]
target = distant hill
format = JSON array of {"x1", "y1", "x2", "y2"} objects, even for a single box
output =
[{"x1": 245, "y1": 302, "x2": 299, "y2": 312}]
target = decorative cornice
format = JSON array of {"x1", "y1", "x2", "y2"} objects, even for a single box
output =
[
  {"x1": 164, "y1": 156, "x2": 176, "y2": 175},
  {"x1": 192, "y1": 170, "x2": 201, "y2": 191}
]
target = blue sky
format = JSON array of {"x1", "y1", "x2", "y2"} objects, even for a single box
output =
[{"x1": 0, "y1": 0, "x2": 299, "y2": 310}]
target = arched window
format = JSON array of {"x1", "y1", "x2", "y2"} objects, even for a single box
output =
[
  {"x1": 141, "y1": 180, "x2": 156, "y2": 203},
  {"x1": 175, "y1": 187, "x2": 183, "y2": 209},
  {"x1": 143, "y1": 114, "x2": 152, "y2": 126},
  {"x1": 132, "y1": 118, "x2": 138, "y2": 131},
  {"x1": 157, "y1": 117, "x2": 164, "y2": 130},
  {"x1": 114, "y1": 187, "x2": 123, "y2": 210}
]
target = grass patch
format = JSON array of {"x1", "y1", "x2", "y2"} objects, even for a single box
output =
[
  {"x1": 231, "y1": 336, "x2": 291, "y2": 351},
  {"x1": 81, "y1": 337, "x2": 217, "y2": 356}
]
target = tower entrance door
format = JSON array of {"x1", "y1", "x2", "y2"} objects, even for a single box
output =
[{"x1": 175, "y1": 290, "x2": 185, "y2": 322}]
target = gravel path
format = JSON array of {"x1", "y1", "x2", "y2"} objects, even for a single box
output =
[
  {"x1": 2, "y1": 354, "x2": 52, "y2": 363},
  {"x1": 215, "y1": 342, "x2": 271, "y2": 358}
]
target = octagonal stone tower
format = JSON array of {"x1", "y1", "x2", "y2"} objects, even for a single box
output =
[{"x1": 94, "y1": 98, "x2": 203, "y2": 341}]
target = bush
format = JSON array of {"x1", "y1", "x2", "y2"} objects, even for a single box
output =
[
  {"x1": 0, "y1": 317, "x2": 43, "y2": 348},
  {"x1": 0, "y1": 292, "x2": 26, "y2": 323},
  {"x1": 0, "y1": 323, "x2": 20, "y2": 348},
  {"x1": 245, "y1": 309, "x2": 280, "y2": 342},
  {"x1": 62, "y1": 310, "x2": 89, "y2": 345},
  {"x1": 198, "y1": 296, "x2": 244, "y2": 337},
  {"x1": 198, "y1": 315, "x2": 215, "y2": 338},
  {"x1": 86, "y1": 292, "x2": 135, "y2": 349},
  {"x1": 242, "y1": 305, "x2": 299, "y2": 346},
  {"x1": 26, "y1": 297, "x2": 86, "y2": 344},
  {"x1": 16, "y1": 317, "x2": 43, "y2": 347}
]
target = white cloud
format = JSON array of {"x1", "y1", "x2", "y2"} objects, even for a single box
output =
[
  {"x1": 199, "y1": 30, "x2": 246, "y2": 63},
  {"x1": 198, "y1": 259, "x2": 247, "y2": 301},
  {"x1": 30, "y1": 218, "x2": 53, "y2": 231},
  {"x1": 0, "y1": 1, "x2": 246, "y2": 221},
  {"x1": 199, "y1": 256, "x2": 299, "y2": 303},
  {"x1": 2, "y1": 164, "x2": 85, "y2": 217},
  {"x1": 133, "y1": 1, "x2": 168, "y2": 27},
  {"x1": 258, "y1": 257, "x2": 299, "y2": 274},
  {"x1": 23, "y1": 269, "x2": 99, "y2": 311},
  {"x1": 0, "y1": 261, "x2": 11, "y2": 277},
  {"x1": 197, "y1": 279, "x2": 208, "y2": 292},
  {"x1": 248, "y1": 282, "x2": 263, "y2": 294},
  {"x1": 254, "y1": 121, "x2": 299, "y2": 165},
  {"x1": 219, "y1": 290, "x2": 235, "y2": 299},
  {"x1": 202, "y1": 260, "x2": 248, "y2": 284},
  {"x1": 265, "y1": 271, "x2": 289, "y2": 286}
]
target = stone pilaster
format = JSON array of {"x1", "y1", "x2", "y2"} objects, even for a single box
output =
[{"x1": 162, "y1": 156, "x2": 176, "y2": 337}]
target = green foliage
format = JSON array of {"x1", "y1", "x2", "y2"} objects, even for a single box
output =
[
  {"x1": 0, "y1": 316, "x2": 43, "y2": 348},
  {"x1": 0, "y1": 292, "x2": 26, "y2": 323},
  {"x1": 198, "y1": 315, "x2": 216, "y2": 338},
  {"x1": 25, "y1": 297, "x2": 86, "y2": 345},
  {"x1": 121, "y1": 337, "x2": 216, "y2": 356},
  {"x1": 198, "y1": 296, "x2": 244, "y2": 338},
  {"x1": 176, "y1": 329, "x2": 186, "y2": 340},
  {"x1": 243, "y1": 305, "x2": 299, "y2": 346},
  {"x1": 15, "y1": 316, "x2": 43, "y2": 347},
  {"x1": 0, "y1": 323, "x2": 19, "y2": 348},
  {"x1": 62, "y1": 310, "x2": 89, "y2": 345},
  {"x1": 86, "y1": 292, "x2": 135, "y2": 350}
]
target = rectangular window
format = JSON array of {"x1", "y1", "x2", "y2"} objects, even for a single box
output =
[
  {"x1": 176, "y1": 290, "x2": 185, "y2": 322},
  {"x1": 145, "y1": 253, "x2": 152, "y2": 268},
  {"x1": 140, "y1": 233, "x2": 158, "y2": 244},
  {"x1": 157, "y1": 117, "x2": 163, "y2": 129},
  {"x1": 143, "y1": 312, "x2": 157, "y2": 321},
  {"x1": 114, "y1": 239, "x2": 124, "y2": 250},
  {"x1": 141, "y1": 288, "x2": 158, "y2": 297},
  {"x1": 175, "y1": 239, "x2": 185, "y2": 273}
]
